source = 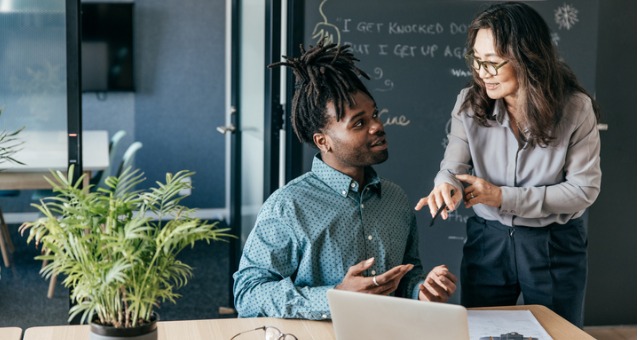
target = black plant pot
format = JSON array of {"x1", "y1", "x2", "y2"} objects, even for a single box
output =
[{"x1": 89, "y1": 314, "x2": 158, "y2": 340}]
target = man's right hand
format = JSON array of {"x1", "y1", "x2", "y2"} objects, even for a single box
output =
[{"x1": 335, "y1": 257, "x2": 414, "y2": 296}]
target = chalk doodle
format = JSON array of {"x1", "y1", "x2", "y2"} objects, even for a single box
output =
[
  {"x1": 447, "y1": 235, "x2": 467, "y2": 243},
  {"x1": 371, "y1": 67, "x2": 394, "y2": 92},
  {"x1": 441, "y1": 118, "x2": 451, "y2": 149},
  {"x1": 311, "y1": 0, "x2": 341, "y2": 45},
  {"x1": 554, "y1": 3, "x2": 579, "y2": 30},
  {"x1": 551, "y1": 32, "x2": 560, "y2": 46}
]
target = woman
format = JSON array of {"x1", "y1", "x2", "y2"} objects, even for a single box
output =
[{"x1": 414, "y1": 2, "x2": 600, "y2": 327}]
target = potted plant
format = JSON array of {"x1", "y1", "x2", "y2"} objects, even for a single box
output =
[
  {"x1": 0, "y1": 108, "x2": 24, "y2": 172},
  {"x1": 0, "y1": 109, "x2": 23, "y2": 272},
  {"x1": 20, "y1": 167, "x2": 232, "y2": 340},
  {"x1": 0, "y1": 109, "x2": 24, "y2": 166}
]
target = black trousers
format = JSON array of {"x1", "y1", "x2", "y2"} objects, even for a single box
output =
[{"x1": 460, "y1": 216, "x2": 588, "y2": 328}]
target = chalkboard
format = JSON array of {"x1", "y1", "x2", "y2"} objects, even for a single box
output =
[{"x1": 301, "y1": 0, "x2": 599, "y2": 303}]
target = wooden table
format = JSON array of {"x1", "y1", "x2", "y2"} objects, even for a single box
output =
[
  {"x1": 23, "y1": 318, "x2": 333, "y2": 340},
  {"x1": 0, "y1": 130, "x2": 109, "y2": 190},
  {"x1": 23, "y1": 305, "x2": 594, "y2": 340},
  {"x1": 0, "y1": 327, "x2": 22, "y2": 340}
]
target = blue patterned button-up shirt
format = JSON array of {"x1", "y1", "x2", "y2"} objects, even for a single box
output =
[{"x1": 233, "y1": 155, "x2": 424, "y2": 320}]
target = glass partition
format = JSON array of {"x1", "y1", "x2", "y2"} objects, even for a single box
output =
[
  {"x1": 0, "y1": 1, "x2": 67, "y2": 216},
  {"x1": 238, "y1": 0, "x2": 266, "y2": 244},
  {"x1": 0, "y1": 1, "x2": 67, "y2": 133}
]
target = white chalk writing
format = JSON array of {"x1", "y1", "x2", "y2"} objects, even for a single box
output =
[
  {"x1": 311, "y1": 1, "x2": 478, "y2": 78},
  {"x1": 380, "y1": 108, "x2": 411, "y2": 127}
]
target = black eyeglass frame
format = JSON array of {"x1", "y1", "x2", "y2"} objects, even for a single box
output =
[
  {"x1": 229, "y1": 325, "x2": 299, "y2": 340},
  {"x1": 465, "y1": 52, "x2": 509, "y2": 76}
]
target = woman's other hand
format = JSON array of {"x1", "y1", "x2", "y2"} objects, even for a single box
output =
[{"x1": 456, "y1": 174, "x2": 502, "y2": 208}]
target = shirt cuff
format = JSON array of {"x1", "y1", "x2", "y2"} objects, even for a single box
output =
[
  {"x1": 411, "y1": 282, "x2": 422, "y2": 300},
  {"x1": 305, "y1": 286, "x2": 332, "y2": 320},
  {"x1": 499, "y1": 186, "x2": 518, "y2": 215}
]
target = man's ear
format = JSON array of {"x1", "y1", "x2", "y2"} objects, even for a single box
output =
[{"x1": 313, "y1": 132, "x2": 331, "y2": 153}]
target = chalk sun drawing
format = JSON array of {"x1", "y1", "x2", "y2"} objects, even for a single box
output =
[{"x1": 554, "y1": 4, "x2": 579, "y2": 30}]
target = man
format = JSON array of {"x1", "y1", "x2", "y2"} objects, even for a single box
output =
[{"x1": 233, "y1": 42, "x2": 457, "y2": 319}]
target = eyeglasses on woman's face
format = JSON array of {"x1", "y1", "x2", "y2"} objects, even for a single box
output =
[
  {"x1": 465, "y1": 53, "x2": 509, "y2": 76},
  {"x1": 230, "y1": 326, "x2": 298, "y2": 340}
]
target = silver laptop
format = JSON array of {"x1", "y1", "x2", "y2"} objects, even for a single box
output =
[{"x1": 327, "y1": 289, "x2": 469, "y2": 340}]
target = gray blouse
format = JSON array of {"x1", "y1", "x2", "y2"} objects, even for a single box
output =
[{"x1": 435, "y1": 88, "x2": 601, "y2": 227}]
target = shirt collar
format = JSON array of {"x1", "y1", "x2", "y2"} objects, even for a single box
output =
[
  {"x1": 492, "y1": 100, "x2": 530, "y2": 141},
  {"x1": 311, "y1": 154, "x2": 382, "y2": 198},
  {"x1": 492, "y1": 99, "x2": 508, "y2": 126}
]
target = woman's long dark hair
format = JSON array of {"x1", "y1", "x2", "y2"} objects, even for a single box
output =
[{"x1": 463, "y1": 2, "x2": 599, "y2": 147}]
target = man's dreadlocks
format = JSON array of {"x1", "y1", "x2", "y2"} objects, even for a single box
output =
[{"x1": 269, "y1": 41, "x2": 373, "y2": 145}]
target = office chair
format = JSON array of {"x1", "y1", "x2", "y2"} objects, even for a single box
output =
[
  {"x1": 116, "y1": 141, "x2": 143, "y2": 178},
  {"x1": 90, "y1": 129, "x2": 126, "y2": 189},
  {"x1": 31, "y1": 130, "x2": 127, "y2": 203}
]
